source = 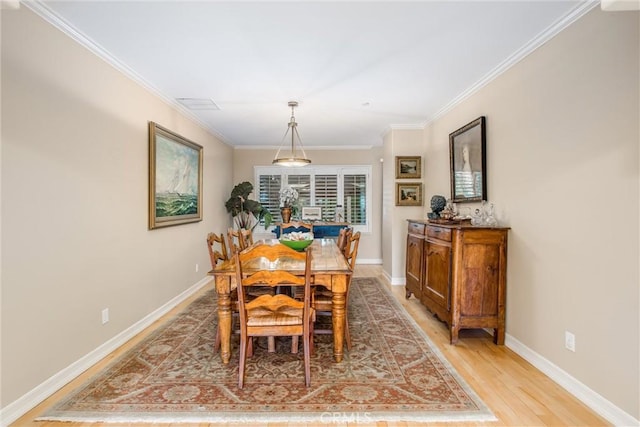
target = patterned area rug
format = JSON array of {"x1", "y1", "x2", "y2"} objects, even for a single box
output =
[{"x1": 39, "y1": 277, "x2": 495, "y2": 423}]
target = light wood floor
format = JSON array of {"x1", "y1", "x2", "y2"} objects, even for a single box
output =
[{"x1": 13, "y1": 265, "x2": 610, "y2": 427}]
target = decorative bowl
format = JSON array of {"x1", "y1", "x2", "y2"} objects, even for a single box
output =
[
  {"x1": 279, "y1": 231, "x2": 314, "y2": 251},
  {"x1": 279, "y1": 238, "x2": 313, "y2": 251}
]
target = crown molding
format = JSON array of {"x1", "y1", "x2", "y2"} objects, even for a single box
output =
[
  {"x1": 426, "y1": 0, "x2": 600, "y2": 125},
  {"x1": 22, "y1": 0, "x2": 230, "y2": 145}
]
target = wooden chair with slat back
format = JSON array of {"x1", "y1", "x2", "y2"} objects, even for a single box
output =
[
  {"x1": 227, "y1": 228, "x2": 250, "y2": 256},
  {"x1": 336, "y1": 227, "x2": 352, "y2": 257},
  {"x1": 312, "y1": 231, "x2": 360, "y2": 351},
  {"x1": 207, "y1": 232, "x2": 236, "y2": 353},
  {"x1": 207, "y1": 232, "x2": 229, "y2": 268},
  {"x1": 234, "y1": 243, "x2": 314, "y2": 388},
  {"x1": 279, "y1": 221, "x2": 313, "y2": 236}
]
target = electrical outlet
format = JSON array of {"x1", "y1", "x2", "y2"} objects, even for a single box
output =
[
  {"x1": 102, "y1": 308, "x2": 109, "y2": 325},
  {"x1": 565, "y1": 331, "x2": 575, "y2": 352},
  {"x1": 195, "y1": 263, "x2": 199, "y2": 273}
]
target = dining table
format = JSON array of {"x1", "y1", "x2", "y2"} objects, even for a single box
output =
[{"x1": 208, "y1": 238, "x2": 353, "y2": 363}]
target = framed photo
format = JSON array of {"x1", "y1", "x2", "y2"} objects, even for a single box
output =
[
  {"x1": 396, "y1": 182, "x2": 423, "y2": 206},
  {"x1": 149, "y1": 122, "x2": 203, "y2": 229},
  {"x1": 395, "y1": 156, "x2": 422, "y2": 179},
  {"x1": 301, "y1": 206, "x2": 322, "y2": 221},
  {"x1": 449, "y1": 116, "x2": 486, "y2": 203}
]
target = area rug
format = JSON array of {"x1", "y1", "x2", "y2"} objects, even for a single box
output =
[{"x1": 38, "y1": 277, "x2": 495, "y2": 424}]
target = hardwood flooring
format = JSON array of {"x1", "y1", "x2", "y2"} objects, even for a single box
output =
[{"x1": 12, "y1": 265, "x2": 609, "y2": 427}]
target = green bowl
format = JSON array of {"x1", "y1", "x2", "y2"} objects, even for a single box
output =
[{"x1": 279, "y1": 238, "x2": 313, "y2": 251}]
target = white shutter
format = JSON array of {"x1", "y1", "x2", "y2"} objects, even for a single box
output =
[
  {"x1": 258, "y1": 174, "x2": 281, "y2": 222},
  {"x1": 343, "y1": 174, "x2": 366, "y2": 225},
  {"x1": 314, "y1": 175, "x2": 338, "y2": 221}
]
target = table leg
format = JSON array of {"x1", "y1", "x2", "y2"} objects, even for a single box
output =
[
  {"x1": 331, "y1": 291, "x2": 346, "y2": 363},
  {"x1": 215, "y1": 276, "x2": 232, "y2": 364}
]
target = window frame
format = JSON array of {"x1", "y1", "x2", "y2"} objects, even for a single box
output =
[{"x1": 254, "y1": 165, "x2": 372, "y2": 234}]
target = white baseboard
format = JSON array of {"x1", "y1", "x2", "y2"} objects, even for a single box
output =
[
  {"x1": 381, "y1": 270, "x2": 405, "y2": 286},
  {"x1": 505, "y1": 334, "x2": 639, "y2": 427},
  {"x1": 0, "y1": 276, "x2": 213, "y2": 427},
  {"x1": 355, "y1": 258, "x2": 382, "y2": 265}
]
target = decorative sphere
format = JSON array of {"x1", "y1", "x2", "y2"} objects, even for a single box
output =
[{"x1": 430, "y1": 195, "x2": 447, "y2": 214}]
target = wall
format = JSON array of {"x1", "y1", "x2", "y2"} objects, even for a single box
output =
[
  {"x1": 423, "y1": 8, "x2": 639, "y2": 419},
  {"x1": 1, "y1": 7, "x2": 232, "y2": 407},
  {"x1": 381, "y1": 128, "x2": 425, "y2": 283},
  {"x1": 232, "y1": 148, "x2": 383, "y2": 263}
]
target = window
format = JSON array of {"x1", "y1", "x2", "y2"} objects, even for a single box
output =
[{"x1": 255, "y1": 165, "x2": 371, "y2": 233}]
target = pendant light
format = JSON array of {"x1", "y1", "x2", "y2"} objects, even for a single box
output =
[{"x1": 272, "y1": 101, "x2": 311, "y2": 167}]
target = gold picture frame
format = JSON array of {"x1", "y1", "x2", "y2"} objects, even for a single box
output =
[
  {"x1": 396, "y1": 182, "x2": 423, "y2": 206},
  {"x1": 149, "y1": 122, "x2": 203, "y2": 229},
  {"x1": 395, "y1": 156, "x2": 422, "y2": 179}
]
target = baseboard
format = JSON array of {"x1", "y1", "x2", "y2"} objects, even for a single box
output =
[
  {"x1": 381, "y1": 270, "x2": 405, "y2": 286},
  {"x1": 0, "y1": 276, "x2": 213, "y2": 427},
  {"x1": 355, "y1": 258, "x2": 382, "y2": 265},
  {"x1": 505, "y1": 334, "x2": 639, "y2": 427}
]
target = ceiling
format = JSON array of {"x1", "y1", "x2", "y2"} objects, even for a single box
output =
[{"x1": 28, "y1": 1, "x2": 592, "y2": 149}]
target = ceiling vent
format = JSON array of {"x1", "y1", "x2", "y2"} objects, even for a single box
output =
[{"x1": 176, "y1": 98, "x2": 220, "y2": 110}]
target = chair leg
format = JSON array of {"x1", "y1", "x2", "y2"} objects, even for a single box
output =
[
  {"x1": 238, "y1": 335, "x2": 249, "y2": 389},
  {"x1": 303, "y1": 332, "x2": 311, "y2": 387},
  {"x1": 345, "y1": 316, "x2": 352, "y2": 351},
  {"x1": 268, "y1": 336, "x2": 276, "y2": 352},
  {"x1": 291, "y1": 336, "x2": 299, "y2": 353},
  {"x1": 214, "y1": 324, "x2": 221, "y2": 353}
]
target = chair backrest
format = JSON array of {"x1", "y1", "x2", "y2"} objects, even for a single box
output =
[
  {"x1": 344, "y1": 231, "x2": 361, "y2": 270},
  {"x1": 279, "y1": 221, "x2": 313, "y2": 236},
  {"x1": 227, "y1": 228, "x2": 253, "y2": 255},
  {"x1": 206, "y1": 232, "x2": 229, "y2": 268},
  {"x1": 336, "y1": 227, "x2": 352, "y2": 256},
  {"x1": 234, "y1": 243, "x2": 313, "y2": 331}
]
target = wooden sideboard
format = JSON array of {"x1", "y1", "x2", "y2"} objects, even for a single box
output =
[{"x1": 405, "y1": 219, "x2": 509, "y2": 345}]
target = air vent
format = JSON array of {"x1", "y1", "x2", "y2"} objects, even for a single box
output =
[{"x1": 176, "y1": 98, "x2": 220, "y2": 110}]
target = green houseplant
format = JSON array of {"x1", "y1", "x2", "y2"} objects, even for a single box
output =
[{"x1": 225, "y1": 181, "x2": 272, "y2": 230}]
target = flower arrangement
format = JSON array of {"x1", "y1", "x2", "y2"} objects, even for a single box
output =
[{"x1": 279, "y1": 186, "x2": 298, "y2": 208}]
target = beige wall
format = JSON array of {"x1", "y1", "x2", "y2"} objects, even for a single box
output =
[
  {"x1": 423, "y1": 8, "x2": 639, "y2": 418},
  {"x1": 1, "y1": 7, "x2": 232, "y2": 406},
  {"x1": 382, "y1": 129, "x2": 425, "y2": 283},
  {"x1": 232, "y1": 148, "x2": 383, "y2": 263}
]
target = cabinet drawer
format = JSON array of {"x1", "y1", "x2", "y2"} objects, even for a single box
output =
[
  {"x1": 408, "y1": 222, "x2": 426, "y2": 236},
  {"x1": 427, "y1": 226, "x2": 452, "y2": 241}
]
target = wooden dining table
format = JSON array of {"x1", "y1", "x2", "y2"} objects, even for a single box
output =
[{"x1": 208, "y1": 238, "x2": 353, "y2": 363}]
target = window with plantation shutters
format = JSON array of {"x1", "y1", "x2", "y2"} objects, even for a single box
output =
[
  {"x1": 287, "y1": 175, "x2": 311, "y2": 209},
  {"x1": 258, "y1": 174, "x2": 281, "y2": 222},
  {"x1": 314, "y1": 175, "x2": 337, "y2": 221},
  {"x1": 343, "y1": 174, "x2": 366, "y2": 225},
  {"x1": 254, "y1": 165, "x2": 371, "y2": 233}
]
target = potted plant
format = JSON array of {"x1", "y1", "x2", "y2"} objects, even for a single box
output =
[
  {"x1": 279, "y1": 186, "x2": 299, "y2": 223},
  {"x1": 225, "y1": 181, "x2": 272, "y2": 230}
]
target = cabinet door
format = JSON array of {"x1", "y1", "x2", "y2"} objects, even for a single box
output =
[
  {"x1": 424, "y1": 240, "x2": 451, "y2": 310},
  {"x1": 405, "y1": 234, "x2": 424, "y2": 298}
]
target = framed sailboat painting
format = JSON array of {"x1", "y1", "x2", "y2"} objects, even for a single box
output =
[{"x1": 148, "y1": 122, "x2": 203, "y2": 229}]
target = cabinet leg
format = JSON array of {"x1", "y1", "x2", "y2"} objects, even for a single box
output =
[
  {"x1": 494, "y1": 327, "x2": 505, "y2": 345},
  {"x1": 450, "y1": 326, "x2": 459, "y2": 345},
  {"x1": 405, "y1": 289, "x2": 412, "y2": 299}
]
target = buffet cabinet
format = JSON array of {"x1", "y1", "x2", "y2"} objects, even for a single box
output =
[{"x1": 405, "y1": 220, "x2": 509, "y2": 345}]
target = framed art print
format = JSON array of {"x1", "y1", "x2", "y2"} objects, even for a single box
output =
[{"x1": 149, "y1": 122, "x2": 203, "y2": 229}]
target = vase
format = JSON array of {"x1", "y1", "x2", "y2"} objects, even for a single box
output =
[{"x1": 280, "y1": 206, "x2": 292, "y2": 223}]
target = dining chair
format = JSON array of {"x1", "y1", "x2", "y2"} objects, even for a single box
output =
[
  {"x1": 311, "y1": 231, "x2": 360, "y2": 351},
  {"x1": 226, "y1": 227, "x2": 278, "y2": 352},
  {"x1": 279, "y1": 221, "x2": 313, "y2": 236},
  {"x1": 207, "y1": 232, "x2": 229, "y2": 267},
  {"x1": 336, "y1": 227, "x2": 352, "y2": 257},
  {"x1": 207, "y1": 232, "x2": 237, "y2": 353},
  {"x1": 227, "y1": 228, "x2": 252, "y2": 255},
  {"x1": 234, "y1": 243, "x2": 314, "y2": 388}
]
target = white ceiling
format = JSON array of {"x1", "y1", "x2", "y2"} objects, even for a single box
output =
[{"x1": 29, "y1": 1, "x2": 594, "y2": 149}]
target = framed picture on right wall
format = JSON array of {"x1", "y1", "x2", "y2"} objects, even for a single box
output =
[{"x1": 449, "y1": 116, "x2": 486, "y2": 203}]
